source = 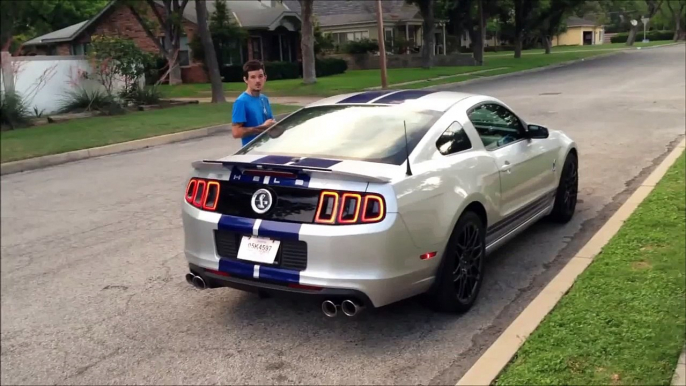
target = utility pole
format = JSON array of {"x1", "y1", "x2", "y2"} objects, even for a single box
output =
[{"x1": 376, "y1": 0, "x2": 388, "y2": 89}]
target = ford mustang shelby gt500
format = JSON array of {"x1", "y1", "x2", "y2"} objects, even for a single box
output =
[{"x1": 182, "y1": 89, "x2": 578, "y2": 317}]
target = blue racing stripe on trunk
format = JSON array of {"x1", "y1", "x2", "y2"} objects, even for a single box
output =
[
  {"x1": 373, "y1": 90, "x2": 436, "y2": 104},
  {"x1": 259, "y1": 265, "x2": 300, "y2": 284},
  {"x1": 336, "y1": 90, "x2": 397, "y2": 104},
  {"x1": 258, "y1": 220, "x2": 301, "y2": 240},
  {"x1": 293, "y1": 158, "x2": 342, "y2": 168},
  {"x1": 218, "y1": 259, "x2": 254, "y2": 278},
  {"x1": 217, "y1": 215, "x2": 255, "y2": 234},
  {"x1": 253, "y1": 155, "x2": 295, "y2": 164}
]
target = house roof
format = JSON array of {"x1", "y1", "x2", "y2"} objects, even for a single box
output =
[
  {"x1": 566, "y1": 16, "x2": 599, "y2": 27},
  {"x1": 283, "y1": 0, "x2": 422, "y2": 27},
  {"x1": 23, "y1": 0, "x2": 301, "y2": 47}
]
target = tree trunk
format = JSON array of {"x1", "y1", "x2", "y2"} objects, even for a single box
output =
[
  {"x1": 195, "y1": 0, "x2": 225, "y2": 103},
  {"x1": 544, "y1": 36, "x2": 552, "y2": 54},
  {"x1": 473, "y1": 0, "x2": 485, "y2": 65},
  {"x1": 299, "y1": 0, "x2": 316, "y2": 84},
  {"x1": 514, "y1": 34, "x2": 522, "y2": 58},
  {"x1": 626, "y1": 25, "x2": 639, "y2": 46},
  {"x1": 420, "y1": 0, "x2": 435, "y2": 69}
]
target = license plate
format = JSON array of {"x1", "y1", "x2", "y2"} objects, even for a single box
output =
[{"x1": 237, "y1": 236, "x2": 280, "y2": 264}]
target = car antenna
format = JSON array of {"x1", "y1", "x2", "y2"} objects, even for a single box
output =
[{"x1": 403, "y1": 120, "x2": 413, "y2": 176}]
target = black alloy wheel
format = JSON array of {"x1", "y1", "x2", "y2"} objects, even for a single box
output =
[{"x1": 550, "y1": 152, "x2": 578, "y2": 223}]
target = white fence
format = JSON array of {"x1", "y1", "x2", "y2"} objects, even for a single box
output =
[{"x1": 0, "y1": 53, "x2": 132, "y2": 116}]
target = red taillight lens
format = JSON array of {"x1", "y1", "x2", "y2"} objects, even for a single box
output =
[
  {"x1": 185, "y1": 178, "x2": 220, "y2": 211},
  {"x1": 315, "y1": 191, "x2": 339, "y2": 224},
  {"x1": 315, "y1": 191, "x2": 385, "y2": 225}
]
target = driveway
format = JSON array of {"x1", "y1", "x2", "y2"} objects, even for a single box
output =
[{"x1": 1, "y1": 44, "x2": 684, "y2": 385}]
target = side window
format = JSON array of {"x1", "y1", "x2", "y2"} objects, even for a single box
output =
[
  {"x1": 436, "y1": 121, "x2": 472, "y2": 155},
  {"x1": 467, "y1": 104, "x2": 525, "y2": 150}
]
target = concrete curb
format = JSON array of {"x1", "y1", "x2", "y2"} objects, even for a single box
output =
[
  {"x1": 456, "y1": 138, "x2": 686, "y2": 386},
  {"x1": 672, "y1": 347, "x2": 686, "y2": 386},
  {"x1": 423, "y1": 51, "x2": 624, "y2": 91},
  {"x1": 0, "y1": 113, "x2": 289, "y2": 176}
]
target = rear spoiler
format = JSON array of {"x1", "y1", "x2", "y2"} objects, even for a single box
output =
[{"x1": 192, "y1": 160, "x2": 393, "y2": 184}]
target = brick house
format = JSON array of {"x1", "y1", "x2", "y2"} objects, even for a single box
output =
[{"x1": 20, "y1": 0, "x2": 302, "y2": 83}]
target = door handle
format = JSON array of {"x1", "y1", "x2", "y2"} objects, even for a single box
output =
[{"x1": 501, "y1": 161, "x2": 511, "y2": 173}]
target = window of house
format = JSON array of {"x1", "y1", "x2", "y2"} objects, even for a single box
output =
[
  {"x1": 158, "y1": 35, "x2": 191, "y2": 66},
  {"x1": 330, "y1": 30, "x2": 369, "y2": 45},
  {"x1": 70, "y1": 43, "x2": 90, "y2": 56},
  {"x1": 250, "y1": 36, "x2": 262, "y2": 61},
  {"x1": 467, "y1": 103, "x2": 526, "y2": 150},
  {"x1": 436, "y1": 121, "x2": 472, "y2": 155}
]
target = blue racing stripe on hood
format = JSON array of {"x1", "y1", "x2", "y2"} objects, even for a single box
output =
[
  {"x1": 252, "y1": 155, "x2": 295, "y2": 164},
  {"x1": 258, "y1": 220, "x2": 301, "y2": 240},
  {"x1": 373, "y1": 90, "x2": 437, "y2": 104},
  {"x1": 218, "y1": 215, "x2": 254, "y2": 234},
  {"x1": 336, "y1": 90, "x2": 397, "y2": 104}
]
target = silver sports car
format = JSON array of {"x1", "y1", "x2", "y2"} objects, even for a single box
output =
[{"x1": 182, "y1": 90, "x2": 578, "y2": 317}]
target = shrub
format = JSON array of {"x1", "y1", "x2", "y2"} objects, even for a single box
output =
[
  {"x1": 0, "y1": 90, "x2": 31, "y2": 130},
  {"x1": 314, "y1": 57, "x2": 347, "y2": 77},
  {"x1": 342, "y1": 39, "x2": 379, "y2": 54},
  {"x1": 611, "y1": 30, "x2": 674, "y2": 43},
  {"x1": 59, "y1": 87, "x2": 123, "y2": 115},
  {"x1": 220, "y1": 57, "x2": 347, "y2": 83},
  {"x1": 265, "y1": 61, "x2": 300, "y2": 80},
  {"x1": 119, "y1": 85, "x2": 162, "y2": 106}
]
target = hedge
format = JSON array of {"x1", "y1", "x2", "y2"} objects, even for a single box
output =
[
  {"x1": 611, "y1": 30, "x2": 674, "y2": 43},
  {"x1": 220, "y1": 58, "x2": 347, "y2": 82}
]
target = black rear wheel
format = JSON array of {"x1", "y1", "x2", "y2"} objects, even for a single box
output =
[
  {"x1": 427, "y1": 211, "x2": 485, "y2": 313},
  {"x1": 549, "y1": 152, "x2": 578, "y2": 223}
]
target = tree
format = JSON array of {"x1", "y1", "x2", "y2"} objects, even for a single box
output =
[
  {"x1": 299, "y1": 0, "x2": 317, "y2": 84},
  {"x1": 513, "y1": 0, "x2": 541, "y2": 58},
  {"x1": 626, "y1": 0, "x2": 664, "y2": 45},
  {"x1": 406, "y1": 0, "x2": 436, "y2": 68},
  {"x1": 210, "y1": 0, "x2": 246, "y2": 67},
  {"x1": 194, "y1": 0, "x2": 224, "y2": 103},
  {"x1": 127, "y1": 0, "x2": 190, "y2": 85},
  {"x1": 665, "y1": 0, "x2": 686, "y2": 40},
  {"x1": 536, "y1": 0, "x2": 577, "y2": 54}
]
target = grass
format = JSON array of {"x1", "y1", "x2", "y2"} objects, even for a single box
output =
[
  {"x1": 496, "y1": 152, "x2": 686, "y2": 386},
  {"x1": 0, "y1": 102, "x2": 298, "y2": 163},
  {"x1": 159, "y1": 41, "x2": 681, "y2": 99}
]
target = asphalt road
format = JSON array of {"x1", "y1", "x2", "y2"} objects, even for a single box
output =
[{"x1": 2, "y1": 44, "x2": 684, "y2": 385}]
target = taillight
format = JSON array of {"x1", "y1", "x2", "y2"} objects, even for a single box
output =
[
  {"x1": 315, "y1": 191, "x2": 385, "y2": 225},
  {"x1": 185, "y1": 178, "x2": 221, "y2": 211}
]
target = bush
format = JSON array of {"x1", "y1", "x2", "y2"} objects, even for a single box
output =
[
  {"x1": 342, "y1": 38, "x2": 379, "y2": 54},
  {"x1": 119, "y1": 85, "x2": 162, "y2": 106},
  {"x1": 0, "y1": 90, "x2": 31, "y2": 130},
  {"x1": 59, "y1": 87, "x2": 124, "y2": 115},
  {"x1": 611, "y1": 30, "x2": 674, "y2": 43},
  {"x1": 314, "y1": 57, "x2": 347, "y2": 77},
  {"x1": 265, "y1": 61, "x2": 300, "y2": 80}
]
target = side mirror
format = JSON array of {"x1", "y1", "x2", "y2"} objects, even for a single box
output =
[{"x1": 527, "y1": 124, "x2": 549, "y2": 139}]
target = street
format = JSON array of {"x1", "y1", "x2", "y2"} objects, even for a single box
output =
[{"x1": 1, "y1": 44, "x2": 684, "y2": 385}]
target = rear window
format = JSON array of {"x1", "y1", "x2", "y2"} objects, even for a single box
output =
[{"x1": 237, "y1": 105, "x2": 442, "y2": 165}]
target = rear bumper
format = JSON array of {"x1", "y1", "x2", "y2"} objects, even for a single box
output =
[
  {"x1": 182, "y1": 202, "x2": 443, "y2": 308},
  {"x1": 188, "y1": 263, "x2": 374, "y2": 306}
]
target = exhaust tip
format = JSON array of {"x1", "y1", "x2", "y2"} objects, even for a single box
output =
[
  {"x1": 322, "y1": 300, "x2": 337, "y2": 317},
  {"x1": 192, "y1": 275, "x2": 206, "y2": 290},
  {"x1": 185, "y1": 273, "x2": 195, "y2": 286},
  {"x1": 341, "y1": 299, "x2": 360, "y2": 317}
]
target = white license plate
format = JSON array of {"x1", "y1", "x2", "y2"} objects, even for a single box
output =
[{"x1": 237, "y1": 236, "x2": 280, "y2": 264}]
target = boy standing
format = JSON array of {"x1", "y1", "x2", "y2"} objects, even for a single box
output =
[{"x1": 231, "y1": 60, "x2": 276, "y2": 146}]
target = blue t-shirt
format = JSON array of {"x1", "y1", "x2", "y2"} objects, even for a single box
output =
[{"x1": 231, "y1": 92, "x2": 274, "y2": 146}]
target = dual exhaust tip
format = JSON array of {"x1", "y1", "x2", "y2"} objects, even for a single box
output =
[
  {"x1": 322, "y1": 299, "x2": 364, "y2": 317},
  {"x1": 185, "y1": 273, "x2": 206, "y2": 290}
]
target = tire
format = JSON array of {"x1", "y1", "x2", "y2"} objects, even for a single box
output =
[
  {"x1": 549, "y1": 151, "x2": 578, "y2": 223},
  {"x1": 426, "y1": 210, "x2": 486, "y2": 314}
]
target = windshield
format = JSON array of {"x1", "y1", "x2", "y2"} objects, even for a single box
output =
[{"x1": 237, "y1": 105, "x2": 442, "y2": 165}]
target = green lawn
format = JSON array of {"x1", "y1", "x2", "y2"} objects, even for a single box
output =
[
  {"x1": 0, "y1": 103, "x2": 297, "y2": 163},
  {"x1": 496, "y1": 152, "x2": 686, "y2": 385},
  {"x1": 159, "y1": 41, "x2": 680, "y2": 99}
]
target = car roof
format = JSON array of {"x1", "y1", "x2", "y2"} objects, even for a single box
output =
[{"x1": 305, "y1": 90, "x2": 479, "y2": 112}]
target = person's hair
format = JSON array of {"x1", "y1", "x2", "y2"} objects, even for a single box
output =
[{"x1": 243, "y1": 60, "x2": 265, "y2": 78}]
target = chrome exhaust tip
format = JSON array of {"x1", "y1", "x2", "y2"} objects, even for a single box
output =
[
  {"x1": 185, "y1": 273, "x2": 195, "y2": 286},
  {"x1": 192, "y1": 275, "x2": 206, "y2": 290},
  {"x1": 341, "y1": 299, "x2": 363, "y2": 317},
  {"x1": 321, "y1": 300, "x2": 338, "y2": 317}
]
